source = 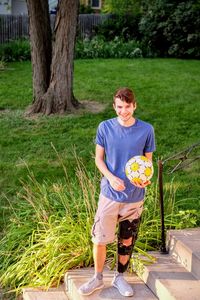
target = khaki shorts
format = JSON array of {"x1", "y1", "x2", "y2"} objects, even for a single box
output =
[{"x1": 91, "y1": 194, "x2": 144, "y2": 245}]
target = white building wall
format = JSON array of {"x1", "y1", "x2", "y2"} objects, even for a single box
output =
[
  {"x1": 49, "y1": 0, "x2": 58, "y2": 10},
  {"x1": 11, "y1": 0, "x2": 27, "y2": 15},
  {"x1": 0, "y1": 0, "x2": 12, "y2": 15}
]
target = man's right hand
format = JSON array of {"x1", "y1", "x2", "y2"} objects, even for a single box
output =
[{"x1": 108, "y1": 175, "x2": 125, "y2": 191}]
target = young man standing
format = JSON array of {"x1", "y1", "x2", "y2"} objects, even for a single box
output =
[{"x1": 79, "y1": 87, "x2": 156, "y2": 297}]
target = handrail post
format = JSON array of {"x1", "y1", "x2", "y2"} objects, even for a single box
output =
[{"x1": 158, "y1": 160, "x2": 168, "y2": 254}]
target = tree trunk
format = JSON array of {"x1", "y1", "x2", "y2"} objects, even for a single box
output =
[
  {"x1": 27, "y1": 0, "x2": 79, "y2": 115},
  {"x1": 26, "y1": 0, "x2": 52, "y2": 102}
]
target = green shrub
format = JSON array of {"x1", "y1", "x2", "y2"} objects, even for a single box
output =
[
  {"x1": 102, "y1": 0, "x2": 141, "y2": 15},
  {"x1": 0, "y1": 36, "x2": 142, "y2": 61},
  {"x1": 79, "y1": 4, "x2": 94, "y2": 14},
  {"x1": 0, "y1": 39, "x2": 31, "y2": 62},
  {"x1": 139, "y1": 0, "x2": 200, "y2": 58},
  {"x1": 94, "y1": 13, "x2": 141, "y2": 41},
  {"x1": 75, "y1": 36, "x2": 143, "y2": 58}
]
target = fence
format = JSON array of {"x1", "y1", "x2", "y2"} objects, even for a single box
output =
[
  {"x1": 78, "y1": 14, "x2": 110, "y2": 38},
  {"x1": 0, "y1": 15, "x2": 29, "y2": 44},
  {"x1": 0, "y1": 14, "x2": 111, "y2": 44}
]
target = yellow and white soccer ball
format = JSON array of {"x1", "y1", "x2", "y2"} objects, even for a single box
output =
[{"x1": 125, "y1": 155, "x2": 153, "y2": 185}]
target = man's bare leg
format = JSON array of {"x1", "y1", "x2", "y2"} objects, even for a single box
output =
[
  {"x1": 78, "y1": 244, "x2": 106, "y2": 295},
  {"x1": 93, "y1": 243, "x2": 106, "y2": 273}
]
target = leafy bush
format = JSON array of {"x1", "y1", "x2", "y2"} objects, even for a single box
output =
[
  {"x1": 0, "y1": 37, "x2": 142, "y2": 61},
  {"x1": 94, "y1": 13, "x2": 141, "y2": 41},
  {"x1": 0, "y1": 39, "x2": 31, "y2": 62},
  {"x1": 79, "y1": 4, "x2": 94, "y2": 14},
  {"x1": 139, "y1": 0, "x2": 200, "y2": 58},
  {"x1": 102, "y1": 0, "x2": 141, "y2": 15},
  {"x1": 75, "y1": 36, "x2": 143, "y2": 58}
]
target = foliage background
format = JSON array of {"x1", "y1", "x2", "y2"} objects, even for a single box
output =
[
  {"x1": 0, "y1": 0, "x2": 200, "y2": 61},
  {"x1": 99, "y1": 0, "x2": 200, "y2": 58}
]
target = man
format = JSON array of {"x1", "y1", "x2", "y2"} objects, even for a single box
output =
[{"x1": 79, "y1": 87, "x2": 156, "y2": 297}]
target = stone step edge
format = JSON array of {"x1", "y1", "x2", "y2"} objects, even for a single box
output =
[
  {"x1": 23, "y1": 285, "x2": 68, "y2": 300},
  {"x1": 139, "y1": 251, "x2": 200, "y2": 300},
  {"x1": 167, "y1": 230, "x2": 200, "y2": 278}
]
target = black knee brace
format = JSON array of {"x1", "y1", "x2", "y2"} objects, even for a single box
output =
[{"x1": 117, "y1": 218, "x2": 141, "y2": 273}]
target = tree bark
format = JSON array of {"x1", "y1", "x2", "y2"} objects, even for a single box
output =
[
  {"x1": 26, "y1": 0, "x2": 52, "y2": 102},
  {"x1": 26, "y1": 0, "x2": 79, "y2": 115}
]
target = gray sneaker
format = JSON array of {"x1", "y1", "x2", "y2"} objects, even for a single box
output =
[
  {"x1": 78, "y1": 276, "x2": 104, "y2": 295},
  {"x1": 112, "y1": 273, "x2": 134, "y2": 297}
]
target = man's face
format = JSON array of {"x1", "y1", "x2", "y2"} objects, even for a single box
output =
[{"x1": 113, "y1": 97, "x2": 136, "y2": 122}]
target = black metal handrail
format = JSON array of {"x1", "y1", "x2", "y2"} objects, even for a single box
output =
[{"x1": 158, "y1": 141, "x2": 200, "y2": 254}]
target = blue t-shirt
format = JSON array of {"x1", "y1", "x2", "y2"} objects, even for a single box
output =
[{"x1": 95, "y1": 117, "x2": 156, "y2": 203}]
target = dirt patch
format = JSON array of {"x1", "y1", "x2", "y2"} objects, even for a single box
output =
[
  {"x1": 24, "y1": 100, "x2": 107, "y2": 120},
  {"x1": 79, "y1": 100, "x2": 107, "y2": 114},
  {"x1": 0, "y1": 108, "x2": 11, "y2": 115},
  {"x1": 0, "y1": 101, "x2": 107, "y2": 120}
]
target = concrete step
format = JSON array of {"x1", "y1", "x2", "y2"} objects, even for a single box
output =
[
  {"x1": 23, "y1": 285, "x2": 68, "y2": 300},
  {"x1": 140, "y1": 251, "x2": 200, "y2": 300},
  {"x1": 167, "y1": 228, "x2": 200, "y2": 279},
  {"x1": 65, "y1": 268, "x2": 158, "y2": 300}
]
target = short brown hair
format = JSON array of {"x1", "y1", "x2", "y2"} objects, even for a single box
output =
[{"x1": 113, "y1": 87, "x2": 136, "y2": 104}]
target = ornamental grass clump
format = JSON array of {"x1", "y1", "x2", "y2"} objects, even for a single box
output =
[{"x1": 0, "y1": 155, "x2": 98, "y2": 292}]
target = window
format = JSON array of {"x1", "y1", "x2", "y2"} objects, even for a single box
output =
[{"x1": 91, "y1": 0, "x2": 101, "y2": 9}]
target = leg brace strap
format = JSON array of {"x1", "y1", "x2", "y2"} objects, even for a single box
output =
[
  {"x1": 117, "y1": 218, "x2": 141, "y2": 273},
  {"x1": 118, "y1": 218, "x2": 141, "y2": 240},
  {"x1": 118, "y1": 243, "x2": 132, "y2": 256}
]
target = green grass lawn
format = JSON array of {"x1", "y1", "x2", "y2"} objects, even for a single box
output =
[{"x1": 0, "y1": 58, "x2": 200, "y2": 223}]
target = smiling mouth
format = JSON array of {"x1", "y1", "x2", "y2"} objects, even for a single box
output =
[{"x1": 121, "y1": 115, "x2": 129, "y2": 118}]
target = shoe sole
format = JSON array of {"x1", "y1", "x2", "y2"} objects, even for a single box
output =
[
  {"x1": 112, "y1": 282, "x2": 134, "y2": 297},
  {"x1": 78, "y1": 283, "x2": 104, "y2": 296}
]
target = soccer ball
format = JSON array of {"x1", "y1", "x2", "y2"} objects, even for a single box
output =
[{"x1": 125, "y1": 155, "x2": 153, "y2": 185}]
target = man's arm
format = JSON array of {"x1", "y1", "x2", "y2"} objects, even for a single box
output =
[
  {"x1": 95, "y1": 144, "x2": 125, "y2": 192},
  {"x1": 144, "y1": 152, "x2": 153, "y2": 161}
]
